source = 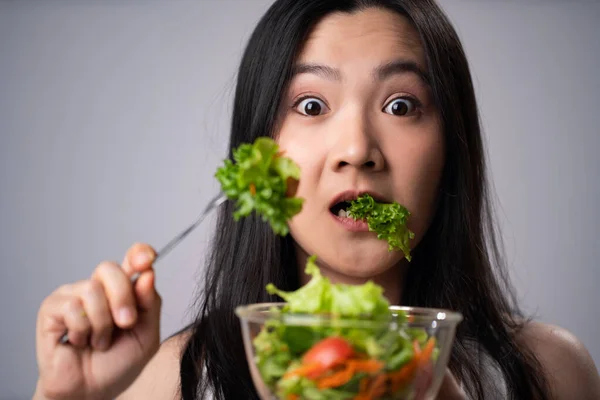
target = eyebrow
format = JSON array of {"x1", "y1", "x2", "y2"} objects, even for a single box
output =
[
  {"x1": 374, "y1": 60, "x2": 431, "y2": 86},
  {"x1": 291, "y1": 59, "x2": 430, "y2": 86},
  {"x1": 292, "y1": 63, "x2": 342, "y2": 81}
]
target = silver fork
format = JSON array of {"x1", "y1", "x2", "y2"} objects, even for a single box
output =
[{"x1": 59, "y1": 191, "x2": 228, "y2": 345}]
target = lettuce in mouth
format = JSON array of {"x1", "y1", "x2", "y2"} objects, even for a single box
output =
[
  {"x1": 215, "y1": 137, "x2": 304, "y2": 236},
  {"x1": 346, "y1": 194, "x2": 415, "y2": 261}
]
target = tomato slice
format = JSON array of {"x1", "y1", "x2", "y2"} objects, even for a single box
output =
[{"x1": 302, "y1": 337, "x2": 354, "y2": 370}]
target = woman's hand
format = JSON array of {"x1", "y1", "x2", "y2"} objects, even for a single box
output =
[{"x1": 33, "y1": 243, "x2": 161, "y2": 400}]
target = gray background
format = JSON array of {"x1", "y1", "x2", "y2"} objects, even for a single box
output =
[{"x1": 1, "y1": 0, "x2": 599, "y2": 398}]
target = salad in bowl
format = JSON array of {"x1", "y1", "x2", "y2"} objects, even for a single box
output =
[{"x1": 236, "y1": 257, "x2": 462, "y2": 400}]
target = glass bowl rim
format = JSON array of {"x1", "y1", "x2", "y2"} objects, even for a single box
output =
[{"x1": 235, "y1": 302, "x2": 463, "y2": 328}]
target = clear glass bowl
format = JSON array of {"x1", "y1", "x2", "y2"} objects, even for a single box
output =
[{"x1": 236, "y1": 303, "x2": 462, "y2": 400}]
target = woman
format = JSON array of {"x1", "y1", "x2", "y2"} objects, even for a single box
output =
[{"x1": 33, "y1": 0, "x2": 600, "y2": 399}]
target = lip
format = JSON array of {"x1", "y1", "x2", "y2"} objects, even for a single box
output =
[{"x1": 330, "y1": 212, "x2": 371, "y2": 232}]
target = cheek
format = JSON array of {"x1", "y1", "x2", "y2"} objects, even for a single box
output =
[
  {"x1": 389, "y1": 132, "x2": 444, "y2": 236},
  {"x1": 275, "y1": 124, "x2": 326, "y2": 213},
  {"x1": 277, "y1": 120, "x2": 311, "y2": 166}
]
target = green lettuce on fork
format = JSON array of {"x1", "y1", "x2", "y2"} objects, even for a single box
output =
[{"x1": 215, "y1": 137, "x2": 304, "y2": 236}]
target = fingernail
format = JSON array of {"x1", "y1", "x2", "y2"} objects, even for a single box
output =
[
  {"x1": 134, "y1": 250, "x2": 153, "y2": 265},
  {"x1": 119, "y1": 307, "x2": 135, "y2": 325}
]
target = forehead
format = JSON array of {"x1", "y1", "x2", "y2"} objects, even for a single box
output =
[{"x1": 298, "y1": 7, "x2": 426, "y2": 69}]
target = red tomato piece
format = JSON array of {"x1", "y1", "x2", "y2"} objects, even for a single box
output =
[{"x1": 302, "y1": 337, "x2": 354, "y2": 369}]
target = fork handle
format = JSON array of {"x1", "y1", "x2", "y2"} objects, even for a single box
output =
[{"x1": 58, "y1": 192, "x2": 227, "y2": 345}]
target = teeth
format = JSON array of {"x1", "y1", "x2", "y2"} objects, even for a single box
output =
[{"x1": 337, "y1": 209, "x2": 347, "y2": 218}]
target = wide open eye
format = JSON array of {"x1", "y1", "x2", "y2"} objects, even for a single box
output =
[
  {"x1": 294, "y1": 97, "x2": 330, "y2": 116},
  {"x1": 382, "y1": 97, "x2": 419, "y2": 116}
]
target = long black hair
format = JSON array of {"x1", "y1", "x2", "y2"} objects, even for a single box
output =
[{"x1": 179, "y1": 0, "x2": 550, "y2": 399}]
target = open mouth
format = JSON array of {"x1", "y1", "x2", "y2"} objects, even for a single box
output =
[
  {"x1": 328, "y1": 191, "x2": 388, "y2": 219},
  {"x1": 329, "y1": 201, "x2": 353, "y2": 218}
]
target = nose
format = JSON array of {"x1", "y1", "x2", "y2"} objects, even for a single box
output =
[{"x1": 328, "y1": 114, "x2": 385, "y2": 172}]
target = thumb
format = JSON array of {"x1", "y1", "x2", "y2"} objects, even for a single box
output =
[
  {"x1": 133, "y1": 269, "x2": 161, "y2": 315},
  {"x1": 127, "y1": 270, "x2": 161, "y2": 357}
]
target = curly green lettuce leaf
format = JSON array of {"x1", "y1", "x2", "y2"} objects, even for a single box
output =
[
  {"x1": 267, "y1": 256, "x2": 391, "y2": 319},
  {"x1": 266, "y1": 255, "x2": 331, "y2": 314},
  {"x1": 328, "y1": 281, "x2": 390, "y2": 319},
  {"x1": 346, "y1": 194, "x2": 415, "y2": 261},
  {"x1": 215, "y1": 137, "x2": 303, "y2": 236}
]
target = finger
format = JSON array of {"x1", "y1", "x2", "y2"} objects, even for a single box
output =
[
  {"x1": 133, "y1": 269, "x2": 161, "y2": 315},
  {"x1": 61, "y1": 297, "x2": 92, "y2": 348},
  {"x1": 38, "y1": 292, "x2": 74, "y2": 349},
  {"x1": 121, "y1": 242, "x2": 156, "y2": 277},
  {"x1": 126, "y1": 269, "x2": 161, "y2": 358},
  {"x1": 75, "y1": 279, "x2": 113, "y2": 351},
  {"x1": 92, "y1": 261, "x2": 137, "y2": 329}
]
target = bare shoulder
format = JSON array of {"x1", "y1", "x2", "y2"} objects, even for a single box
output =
[
  {"x1": 117, "y1": 330, "x2": 192, "y2": 400},
  {"x1": 517, "y1": 320, "x2": 600, "y2": 399}
]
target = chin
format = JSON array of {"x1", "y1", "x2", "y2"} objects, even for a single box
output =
[
  {"x1": 296, "y1": 238, "x2": 405, "y2": 281},
  {"x1": 337, "y1": 254, "x2": 401, "y2": 278},
  {"x1": 333, "y1": 263, "x2": 394, "y2": 280}
]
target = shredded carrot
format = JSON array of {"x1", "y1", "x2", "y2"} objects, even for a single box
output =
[
  {"x1": 350, "y1": 341, "x2": 436, "y2": 398},
  {"x1": 419, "y1": 337, "x2": 436, "y2": 365},
  {"x1": 355, "y1": 376, "x2": 377, "y2": 400},
  {"x1": 386, "y1": 339, "x2": 436, "y2": 394},
  {"x1": 283, "y1": 363, "x2": 324, "y2": 379},
  {"x1": 287, "y1": 395, "x2": 299, "y2": 400},
  {"x1": 391, "y1": 360, "x2": 417, "y2": 381},
  {"x1": 413, "y1": 339, "x2": 422, "y2": 357},
  {"x1": 389, "y1": 359, "x2": 418, "y2": 393},
  {"x1": 366, "y1": 374, "x2": 388, "y2": 398},
  {"x1": 348, "y1": 359, "x2": 384, "y2": 374},
  {"x1": 316, "y1": 364, "x2": 355, "y2": 389},
  {"x1": 316, "y1": 358, "x2": 385, "y2": 389},
  {"x1": 249, "y1": 183, "x2": 256, "y2": 196}
]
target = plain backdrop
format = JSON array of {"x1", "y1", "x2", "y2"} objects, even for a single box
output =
[{"x1": 1, "y1": 0, "x2": 599, "y2": 398}]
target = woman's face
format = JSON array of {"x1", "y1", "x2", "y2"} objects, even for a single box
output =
[{"x1": 276, "y1": 7, "x2": 444, "y2": 280}]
